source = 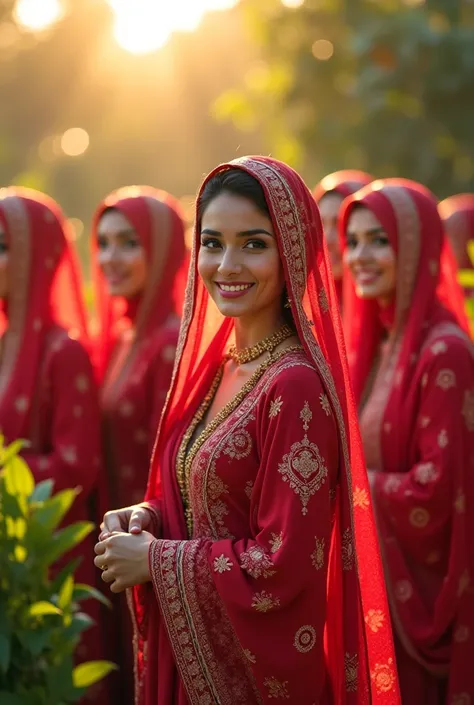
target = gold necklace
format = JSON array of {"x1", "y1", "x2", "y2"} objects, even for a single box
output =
[
  {"x1": 176, "y1": 344, "x2": 303, "y2": 536},
  {"x1": 227, "y1": 323, "x2": 294, "y2": 365}
]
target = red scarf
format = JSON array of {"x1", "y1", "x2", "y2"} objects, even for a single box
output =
[
  {"x1": 131, "y1": 158, "x2": 400, "y2": 704},
  {"x1": 439, "y1": 193, "x2": 474, "y2": 277}
]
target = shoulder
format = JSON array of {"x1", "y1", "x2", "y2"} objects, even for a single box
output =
[
  {"x1": 143, "y1": 325, "x2": 179, "y2": 363},
  {"x1": 45, "y1": 328, "x2": 92, "y2": 365},
  {"x1": 416, "y1": 324, "x2": 474, "y2": 387}
]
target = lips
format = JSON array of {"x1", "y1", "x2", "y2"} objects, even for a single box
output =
[
  {"x1": 355, "y1": 270, "x2": 380, "y2": 285},
  {"x1": 215, "y1": 282, "x2": 255, "y2": 299}
]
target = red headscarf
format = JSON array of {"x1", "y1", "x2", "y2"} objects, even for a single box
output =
[
  {"x1": 439, "y1": 193, "x2": 474, "y2": 271},
  {"x1": 136, "y1": 157, "x2": 400, "y2": 703},
  {"x1": 0, "y1": 187, "x2": 87, "y2": 444},
  {"x1": 313, "y1": 170, "x2": 374, "y2": 203},
  {"x1": 91, "y1": 186, "x2": 188, "y2": 383}
]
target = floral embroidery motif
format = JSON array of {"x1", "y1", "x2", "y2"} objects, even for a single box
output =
[
  {"x1": 119, "y1": 400, "x2": 134, "y2": 417},
  {"x1": 294, "y1": 625, "x2": 316, "y2": 653},
  {"x1": 269, "y1": 396, "x2": 283, "y2": 418},
  {"x1": 458, "y1": 569, "x2": 470, "y2": 597},
  {"x1": 319, "y1": 393, "x2": 331, "y2": 416},
  {"x1": 213, "y1": 554, "x2": 233, "y2": 573},
  {"x1": 384, "y1": 475, "x2": 402, "y2": 494},
  {"x1": 251, "y1": 590, "x2": 281, "y2": 613},
  {"x1": 61, "y1": 446, "x2": 77, "y2": 465},
  {"x1": 14, "y1": 396, "x2": 29, "y2": 413},
  {"x1": 409, "y1": 507, "x2": 430, "y2": 528},
  {"x1": 162, "y1": 345, "x2": 176, "y2": 362},
  {"x1": 244, "y1": 480, "x2": 254, "y2": 499},
  {"x1": 341, "y1": 527, "x2": 354, "y2": 571},
  {"x1": 454, "y1": 625, "x2": 470, "y2": 643},
  {"x1": 243, "y1": 649, "x2": 256, "y2": 664},
  {"x1": 371, "y1": 658, "x2": 396, "y2": 694},
  {"x1": 264, "y1": 677, "x2": 290, "y2": 700},
  {"x1": 414, "y1": 462, "x2": 438, "y2": 485},
  {"x1": 455, "y1": 489, "x2": 466, "y2": 514},
  {"x1": 421, "y1": 373, "x2": 428, "y2": 388},
  {"x1": 451, "y1": 694, "x2": 471, "y2": 705},
  {"x1": 311, "y1": 537, "x2": 325, "y2": 570},
  {"x1": 438, "y1": 429, "x2": 449, "y2": 448},
  {"x1": 353, "y1": 487, "x2": 370, "y2": 509},
  {"x1": 75, "y1": 374, "x2": 89, "y2": 393},
  {"x1": 277, "y1": 402, "x2": 328, "y2": 515},
  {"x1": 395, "y1": 579, "x2": 413, "y2": 603},
  {"x1": 269, "y1": 532, "x2": 283, "y2": 554},
  {"x1": 436, "y1": 369, "x2": 456, "y2": 391},
  {"x1": 420, "y1": 416, "x2": 431, "y2": 428},
  {"x1": 462, "y1": 390, "x2": 474, "y2": 431},
  {"x1": 365, "y1": 609, "x2": 385, "y2": 633},
  {"x1": 38, "y1": 457, "x2": 50, "y2": 471},
  {"x1": 223, "y1": 429, "x2": 253, "y2": 460},
  {"x1": 240, "y1": 545, "x2": 276, "y2": 579},
  {"x1": 318, "y1": 287, "x2": 329, "y2": 313},
  {"x1": 431, "y1": 340, "x2": 448, "y2": 355},
  {"x1": 345, "y1": 653, "x2": 358, "y2": 692}
]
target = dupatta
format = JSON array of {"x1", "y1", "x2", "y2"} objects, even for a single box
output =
[
  {"x1": 439, "y1": 193, "x2": 474, "y2": 275},
  {"x1": 313, "y1": 169, "x2": 374, "y2": 203},
  {"x1": 133, "y1": 157, "x2": 400, "y2": 704},
  {"x1": 0, "y1": 187, "x2": 88, "y2": 443}
]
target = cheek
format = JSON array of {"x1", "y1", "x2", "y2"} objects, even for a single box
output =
[
  {"x1": 197, "y1": 250, "x2": 215, "y2": 282},
  {"x1": 375, "y1": 250, "x2": 396, "y2": 275},
  {"x1": 129, "y1": 252, "x2": 147, "y2": 279}
]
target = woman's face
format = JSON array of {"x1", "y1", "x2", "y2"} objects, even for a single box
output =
[
  {"x1": 97, "y1": 209, "x2": 147, "y2": 298},
  {"x1": 344, "y1": 206, "x2": 397, "y2": 305},
  {"x1": 319, "y1": 191, "x2": 344, "y2": 280},
  {"x1": 198, "y1": 192, "x2": 285, "y2": 323},
  {"x1": 0, "y1": 220, "x2": 9, "y2": 300}
]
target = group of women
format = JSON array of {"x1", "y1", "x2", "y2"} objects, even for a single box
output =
[{"x1": 1, "y1": 157, "x2": 473, "y2": 705}]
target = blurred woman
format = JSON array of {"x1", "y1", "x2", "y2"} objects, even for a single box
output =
[
  {"x1": 439, "y1": 193, "x2": 474, "y2": 297},
  {"x1": 0, "y1": 188, "x2": 103, "y2": 683},
  {"x1": 95, "y1": 158, "x2": 400, "y2": 705},
  {"x1": 313, "y1": 170, "x2": 373, "y2": 304},
  {"x1": 340, "y1": 178, "x2": 474, "y2": 704}
]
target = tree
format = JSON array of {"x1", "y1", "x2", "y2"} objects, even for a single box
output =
[{"x1": 216, "y1": 0, "x2": 474, "y2": 197}]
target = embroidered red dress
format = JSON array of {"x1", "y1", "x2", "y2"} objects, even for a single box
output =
[
  {"x1": 340, "y1": 179, "x2": 474, "y2": 704},
  {"x1": 130, "y1": 158, "x2": 401, "y2": 705},
  {"x1": 0, "y1": 188, "x2": 104, "y2": 694}
]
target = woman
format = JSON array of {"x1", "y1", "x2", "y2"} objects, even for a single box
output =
[
  {"x1": 314, "y1": 170, "x2": 373, "y2": 304},
  {"x1": 94, "y1": 158, "x2": 400, "y2": 705},
  {"x1": 340, "y1": 178, "x2": 474, "y2": 704},
  {"x1": 0, "y1": 188, "x2": 103, "y2": 678},
  {"x1": 92, "y1": 186, "x2": 187, "y2": 510},
  {"x1": 439, "y1": 194, "x2": 474, "y2": 297}
]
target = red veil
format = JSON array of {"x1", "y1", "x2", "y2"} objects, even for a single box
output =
[
  {"x1": 439, "y1": 193, "x2": 474, "y2": 272},
  {"x1": 0, "y1": 187, "x2": 88, "y2": 444},
  {"x1": 313, "y1": 169, "x2": 374, "y2": 203},
  {"x1": 133, "y1": 157, "x2": 400, "y2": 704}
]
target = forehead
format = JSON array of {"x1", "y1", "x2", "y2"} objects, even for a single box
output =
[
  {"x1": 201, "y1": 192, "x2": 272, "y2": 230},
  {"x1": 98, "y1": 208, "x2": 135, "y2": 233},
  {"x1": 319, "y1": 191, "x2": 344, "y2": 216},
  {"x1": 347, "y1": 205, "x2": 383, "y2": 231}
]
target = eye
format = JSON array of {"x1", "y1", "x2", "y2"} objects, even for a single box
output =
[
  {"x1": 200, "y1": 237, "x2": 221, "y2": 249},
  {"x1": 244, "y1": 239, "x2": 267, "y2": 250},
  {"x1": 97, "y1": 236, "x2": 108, "y2": 250},
  {"x1": 346, "y1": 235, "x2": 357, "y2": 250},
  {"x1": 123, "y1": 237, "x2": 141, "y2": 249},
  {"x1": 373, "y1": 234, "x2": 390, "y2": 246}
]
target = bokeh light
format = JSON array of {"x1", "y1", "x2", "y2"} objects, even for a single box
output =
[
  {"x1": 281, "y1": 0, "x2": 305, "y2": 8},
  {"x1": 60, "y1": 128, "x2": 90, "y2": 157},
  {"x1": 14, "y1": 0, "x2": 64, "y2": 32},
  {"x1": 312, "y1": 39, "x2": 334, "y2": 61}
]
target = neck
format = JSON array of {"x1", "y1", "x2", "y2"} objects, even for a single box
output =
[
  {"x1": 234, "y1": 309, "x2": 286, "y2": 350},
  {"x1": 377, "y1": 295, "x2": 396, "y2": 331}
]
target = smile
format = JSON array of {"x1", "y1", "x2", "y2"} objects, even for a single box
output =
[{"x1": 215, "y1": 282, "x2": 255, "y2": 299}]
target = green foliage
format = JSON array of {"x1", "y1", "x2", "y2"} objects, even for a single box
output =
[
  {"x1": 0, "y1": 436, "x2": 115, "y2": 705},
  {"x1": 222, "y1": 0, "x2": 474, "y2": 196}
]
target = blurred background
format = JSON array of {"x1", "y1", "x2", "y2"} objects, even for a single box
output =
[{"x1": 1, "y1": 0, "x2": 474, "y2": 272}]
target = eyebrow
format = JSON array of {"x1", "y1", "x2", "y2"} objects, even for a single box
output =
[
  {"x1": 346, "y1": 226, "x2": 386, "y2": 237},
  {"x1": 97, "y1": 228, "x2": 137, "y2": 238},
  {"x1": 201, "y1": 228, "x2": 274, "y2": 238}
]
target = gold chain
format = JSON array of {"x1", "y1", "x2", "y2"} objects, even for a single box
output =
[
  {"x1": 227, "y1": 323, "x2": 294, "y2": 365},
  {"x1": 176, "y1": 344, "x2": 303, "y2": 536}
]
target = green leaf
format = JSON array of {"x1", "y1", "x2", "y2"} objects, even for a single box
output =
[
  {"x1": 43, "y1": 521, "x2": 93, "y2": 565},
  {"x1": 1, "y1": 439, "x2": 29, "y2": 466},
  {"x1": 62, "y1": 611, "x2": 95, "y2": 640},
  {"x1": 3, "y1": 456, "x2": 34, "y2": 498},
  {"x1": 28, "y1": 601, "x2": 62, "y2": 617},
  {"x1": 16, "y1": 627, "x2": 51, "y2": 656},
  {"x1": 0, "y1": 694, "x2": 28, "y2": 705},
  {"x1": 58, "y1": 575, "x2": 74, "y2": 612},
  {"x1": 72, "y1": 660, "x2": 117, "y2": 689},
  {"x1": 30, "y1": 479, "x2": 54, "y2": 503},
  {"x1": 0, "y1": 633, "x2": 11, "y2": 673},
  {"x1": 31, "y1": 488, "x2": 80, "y2": 532},
  {"x1": 73, "y1": 583, "x2": 112, "y2": 608}
]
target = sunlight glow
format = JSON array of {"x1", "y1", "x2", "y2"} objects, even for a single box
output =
[
  {"x1": 14, "y1": 0, "x2": 63, "y2": 32},
  {"x1": 107, "y1": 0, "x2": 239, "y2": 55}
]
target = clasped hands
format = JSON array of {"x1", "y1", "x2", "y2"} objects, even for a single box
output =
[{"x1": 94, "y1": 504, "x2": 155, "y2": 593}]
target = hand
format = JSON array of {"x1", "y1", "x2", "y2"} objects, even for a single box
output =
[
  {"x1": 99, "y1": 504, "x2": 153, "y2": 540},
  {"x1": 94, "y1": 531, "x2": 155, "y2": 593}
]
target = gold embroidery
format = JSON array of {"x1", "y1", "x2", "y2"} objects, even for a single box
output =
[
  {"x1": 75, "y1": 374, "x2": 89, "y2": 393},
  {"x1": 61, "y1": 446, "x2": 77, "y2": 465},
  {"x1": 14, "y1": 396, "x2": 29, "y2": 413},
  {"x1": 240, "y1": 545, "x2": 276, "y2": 579},
  {"x1": 384, "y1": 475, "x2": 402, "y2": 494},
  {"x1": 318, "y1": 287, "x2": 329, "y2": 313},
  {"x1": 414, "y1": 462, "x2": 438, "y2": 485},
  {"x1": 353, "y1": 487, "x2": 370, "y2": 509},
  {"x1": 243, "y1": 649, "x2": 256, "y2": 664},
  {"x1": 251, "y1": 590, "x2": 281, "y2": 613},
  {"x1": 269, "y1": 532, "x2": 283, "y2": 553},
  {"x1": 244, "y1": 480, "x2": 254, "y2": 499},
  {"x1": 409, "y1": 507, "x2": 430, "y2": 528},
  {"x1": 319, "y1": 392, "x2": 331, "y2": 416},
  {"x1": 436, "y1": 369, "x2": 456, "y2": 390},
  {"x1": 458, "y1": 569, "x2": 470, "y2": 597},
  {"x1": 365, "y1": 609, "x2": 385, "y2": 633},
  {"x1": 420, "y1": 416, "x2": 431, "y2": 428},
  {"x1": 451, "y1": 695, "x2": 471, "y2": 705},
  {"x1": 438, "y1": 429, "x2": 449, "y2": 448},
  {"x1": 455, "y1": 489, "x2": 466, "y2": 514},
  {"x1": 277, "y1": 401, "x2": 328, "y2": 515},
  {"x1": 341, "y1": 527, "x2": 354, "y2": 571},
  {"x1": 293, "y1": 625, "x2": 316, "y2": 653},
  {"x1": 223, "y1": 429, "x2": 253, "y2": 460},
  {"x1": 269, "y1": 396, "x2": 283, "y2": 418},
  {"x1": 264, "y1": 677, "x2": 290, "y2": 700},
  {"x1": 213, "y1": 554, "x2": 233, "y2": 573},
  {"x1": 454, "y1": 625, "x2": 470, "y2": 643},
  {"x1": 431, "y1": 340, "x2": 448, "y2": 355},
  {"x1": 395, "y1": 579, "x2": 413, "y2": 603},
  {"x1": 311, "y1": 537, "x2": 325, "y2": 570},
  {"x1": 345, "y1": 653, "x2": 358, "y2": 692},
  {"x1": 370, "y1": 658, "x2": 396, "y2": 694},
  {"x1": 462, "y1": 390, "x2": 474, "y2": 431}
]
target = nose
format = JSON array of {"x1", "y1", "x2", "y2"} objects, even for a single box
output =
[
  {"x1": 99, "y1": 243, "x2": 121, "y2": 265},
  {"x1": 348, "y1": 241, "x2": 372, "y2": 265},
  {"x1": 217, "y1": 246, "x2": 243, "y2": 277}
]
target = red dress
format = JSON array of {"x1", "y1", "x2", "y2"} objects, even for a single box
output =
[
  {"x1": 0, "y1": 189, "x2": 105, "y2": 700},
  {"x1": 131, "y1": 157, "x2": 401, "y2": 705},
  {"x1": 340, "y1": 179, "x2": 474, "y2": 704}
]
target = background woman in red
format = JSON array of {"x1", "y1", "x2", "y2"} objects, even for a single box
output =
[
  {"x1": 340, "y1": 178, "x2": 474, "y2": 704},
  {"x1": 313, "y1": 170, "x2": 373, "y2": 304},
  {"x1": 439, "y1": 193, "x2": 474, "y2": 298},
  {"x1": 0, "y1": 187, "x2": 103, "y2": 687},
  {"x1": 95, "y1": 158, "x2": 400, "y2": 705}
]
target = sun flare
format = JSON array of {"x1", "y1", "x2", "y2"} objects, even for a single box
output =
[{"x1": 14, "y1": 0, "x2": 64, "y2": 32}]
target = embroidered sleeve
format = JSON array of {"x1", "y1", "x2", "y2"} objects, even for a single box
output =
[
  {"x1": 23, "y1": 337, "x2": 101, "y2": 497},
  {"x1": 140, "y1": 499, "x2": 162, "y2": 537}
]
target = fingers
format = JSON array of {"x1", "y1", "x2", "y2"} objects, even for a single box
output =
[
  {"x1": 94, "y1": 541, "x2": 106, "y2": 556},
  {"x1": 128, "y1": 507, "x2": 147, "y2": 535},
  {"x1": 101, "y1": 510, "x2": 124, "y2": 539},
  {"x1": 101, "y1": 568, "x2": 115, "y2": 584}
]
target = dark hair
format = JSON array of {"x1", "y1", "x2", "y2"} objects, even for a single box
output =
[{"x1": 197, "y1": 168, "x2": 270, "y2": 225}]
